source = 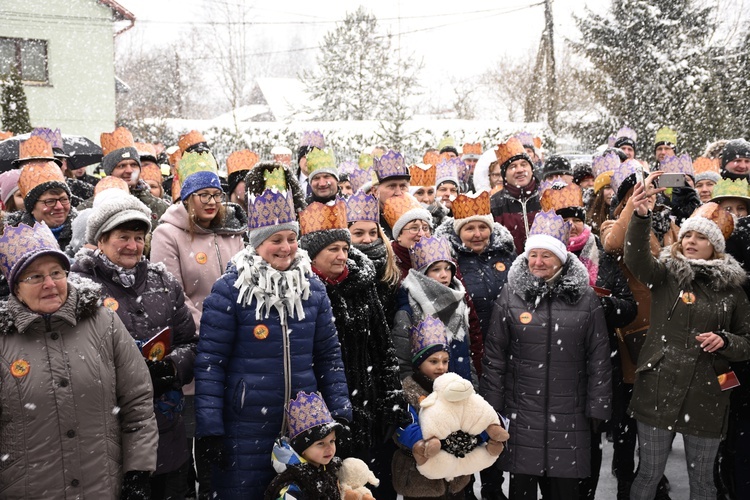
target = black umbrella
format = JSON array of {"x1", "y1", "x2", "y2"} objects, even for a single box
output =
[{"x1": 0, "y1": 133, "x2": 103, "y2": 172}]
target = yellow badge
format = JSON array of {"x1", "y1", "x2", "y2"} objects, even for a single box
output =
[
  {"x1": 519, "y1": 312, "x2": 533, "y2": 324},
  {"x1": 254, "y1": 324, "x2": 269, "y2": 340},
  {"x1": 103, "y1": 297, "x2": 119, "y2": 311},
  {"x1": 196, "y1": 252, "x2": 208, "y2": 265},
  {"x1": 682, "y1": 292, "x2": 696, "y2": 304},
  {"x1": 146, "y1": 342, "x2": 167, "y2": 361},
  {"x1": 495, "y1": 262, "x2": 506, "y2": 272},
  {"x1": 10, "y1": 359, "x2": 29, "y2": 378}
]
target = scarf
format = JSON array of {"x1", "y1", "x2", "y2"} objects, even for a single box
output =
[
  {"x1": 567, "y1": 226, "x2": 598, "y2": 286},
  {"x1": 232, "y1": 247, "x2": 312, "y2": 329},
  {"x1": 312, "y1": 265, "x2": 349, "y2": 285},
  {"x1": 96, "y1": 250, "x2": 140, "y2": 288},
  {"x1": 356, "y1": 239, "x2": 387, "y2": 280},
  {"x1": 402, "y1": 271, "x2": 469, "y2": 342},
  {"x1": 392, "y1": 241, "x2": 412, "y2": 269}
]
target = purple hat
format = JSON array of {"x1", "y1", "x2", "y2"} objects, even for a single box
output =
[
  {"x1": 0, "y1": 222, "x2": 70, "y2": 292},
  {"x1": 410, "y1": 315, "x2": 449, "y2": 367}
]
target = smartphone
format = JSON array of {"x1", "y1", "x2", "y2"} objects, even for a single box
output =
[{"x1": 657, "y1": 173, "x2": 686, "y2": 188}]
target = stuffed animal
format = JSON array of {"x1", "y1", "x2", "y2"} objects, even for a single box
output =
[
  {"x1": 415, "y1": 373, "x2": 509, "y2": 481},
  {"x1": 338, "y1": 457, "x2": 379, "y2": 500}
]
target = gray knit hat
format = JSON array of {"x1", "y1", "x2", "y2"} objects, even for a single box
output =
[
  {"x1": 248, "y1": 222, "x2": 299, "y2": 250},
  {"x1": 86, "y1": 190, "x2": 152, "y2": 244},
  {"x1": 101, "y1": 147, "x2": 140, "y2": 176},
  {"x1": 299, "y1": 229, "x2": 351, "y2": 260}
]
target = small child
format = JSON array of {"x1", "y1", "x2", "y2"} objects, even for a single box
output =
[{"x1": 265, "y1": 391, "x2": 343, "y2": 500}]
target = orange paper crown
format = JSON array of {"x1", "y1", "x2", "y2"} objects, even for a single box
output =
[
  {"x1": 693, "y1": 156, "x2": 720, "y2": 175},
  {"x1": 16, "y1": 136, "x2": 58, "y2": 164},
  {"x1": 691, "y1": 202, "x2": 734, "y2": 240},
  {"x1": 383, "y1": 194, "x2": 423, "y2": 229},
  {"x1": 462, "y1": 143, "x2": 482, "y2": 156},
  {"x1": 101, "y1": 127, "x2": 135, "y2": 156},
  {"x1": 140, "y1": 163, "x2": 163, "y2": 184},
  {"x1": 227, "y1": 150, "x2": 259, "y2": 175},
  {"x1": 452, "y1": 191, "x2": 491, "y2": 220},
  {"x1": 178, "y1": 130, "x2": 207, "y2": 153},
  {"x1": 299, "y1": 199, "x2": 348, "y2": 235},
  {"x1": 0, "y1": 131, "x2": 13, "y2": 141},
  {"x1": 423, "y1": 150, "x2": 440, "y2": 167},
  {"x1": 409, "y1": 163, "x2": 436, "y2": 187},
  {"x1": 166, "y1": 146, "x2": 182, "y2": 168},
  {"x1": 495, "y1": 137, "x2": 526, "y2": 167},
  {"x1": 18, "y1": 161, "x2": 66, "y2": 198},
  {"x1": 540, "y1": 182, "x2": 583, "y2": 212},
  {"x1": 135, "y1": 142, "x2": 157, "y2": 160},
  {"x1": 94, "y1": 175, "x2": 130, "y2": 196}
]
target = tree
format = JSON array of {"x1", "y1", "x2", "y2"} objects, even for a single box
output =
[{"x1": 0, "y1": 69, "x2": 32, "y2": 134}]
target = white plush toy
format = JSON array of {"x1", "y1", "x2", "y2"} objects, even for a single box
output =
[
  {"x1": 416, "y1": 373, "x2": 508, "y2": 481},
  {"x1": 338, "y1": 457, "x2": 380, "y2": 500}
]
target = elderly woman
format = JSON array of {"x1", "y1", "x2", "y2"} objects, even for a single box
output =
[
  {"x1": 480, "y1": 210, "x2": 612, "y2": 500},
  {"x1": 70, "y1": 192, "x2": 197, "y2": 498},
  {"x1": 0, "y1": 221, "x2": 157, "y2": 498},
  {"x1": 626, "y1": 177, "x2": 750, "y2": 500},
  {"x1": 194, "y1": 170, "x2": 351, "y2": 499},
  {"x1": 384, "y1": 192, "x2": 434, "y2": 279}
]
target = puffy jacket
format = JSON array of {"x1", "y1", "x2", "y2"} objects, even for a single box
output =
[
  {"x1": 489, "y1": 179, "x2": 541, "y2": 253},
  {"x1": 195, "y1": 247, "x2": 351, "y2": 499},
  {"x1": 0, "y1": 278, "x2": 157, "y2": 498},
  {"x1": 480, "y1": 254, "x2": 612, "y2": 479},
  {"x1": 624, "y1": 213, "x2": 750, "y2": 438}
]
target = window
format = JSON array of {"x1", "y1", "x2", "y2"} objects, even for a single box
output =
[{"x1": 0, "y1": 37, "x2": 48, "y2": 84}]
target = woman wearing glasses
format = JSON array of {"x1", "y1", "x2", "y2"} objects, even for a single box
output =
[{"x1": 382, "y1": 192, "x2": 434, "y2": 280}]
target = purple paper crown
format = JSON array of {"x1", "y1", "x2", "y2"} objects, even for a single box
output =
[
  {"x1": 615, "y1": 126, "x2": 637, "y2": 142},
  {"x1": 373, "y1": 150, "x2": 409, "y2": 181},
  {"x1": 349, "y1": 168, "x2": 375, "y2": 194},
  {"x1": 0, "y1": 222, "x2": 67, "y2": 289},
  {"x1": 248, "y1": 188, "x2": 296, "y2": 230},
  {"x1": 345, "y1": 191, "x2": 379, "y2": 223},
  {"x1": 338, "y1": 160, "x2": 358, "y2": 176},
  {"x1": 286, "y1": 391, "x2": 335, "y2": 439},
  {"x1": 410, "y1": 236, "x2": 454, "y2": 272},
  {"x1": 457, "y1": 159, "x2": 471, "y2": 183},
  {"x1": 610, "y1": 159, "x2": 644, "y2": 196},
  {"x1": 31, "y1": 127, "x2": 63, "y2": 150},
  {"x1": 513, "y1": 131, "x2": 535, "y2": 148},
  {"x1": 592, "y1": 152, "x2": 621, "y2": 177},
  {"x1": 436, "y1": 158, "x2": 461, "y2": 186},
  {"x1": 410, "y1": 315, "x2": 449, "y2": 358},
  {"x1": 300, "y1": 130, "x2": 325, "y2": 149},
  {"x1": 529, "y1": 209, "x2": 570, "y2": 244},
  {"x1": 607, "y1": 135, "x2": 617, "y2": 148},
  {"x1": 659, "y1": 153, "x2": 694, "y2": 177}
]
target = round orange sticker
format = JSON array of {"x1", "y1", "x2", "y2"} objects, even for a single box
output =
[
  {"x1": 495, "y1": 262, "x2": 506, "y2": 272},
  {"x1": 682, "y1": 292, "x2": 696, "y2": 305},
  {"x1": 519, "y1": 312, "x2": 533, "y2": 324},
  {"x1": 103, "y1": 297, "x2": 119, "y2": 311},
  {"x1": 196, "y1": 252, "x2": 208, "y2": 265},
  {"x1": 10, "y1": 359, "x2": 30, "y2": 378},
  {"x1": 146, "y1": 342, "x2": 167, "y2": 361},
  {"x1": 254, "y1": 324, "x2": 270, "y2": 340}
]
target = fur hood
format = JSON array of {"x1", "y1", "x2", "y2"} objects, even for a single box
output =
[
  {"x1": 434, "y1": 217, "x2": 515, "y2": 257},
  {"x1": 659, "y1": 247, "x2": 746, "y2": 292},
  {"x1": 507, "y1": 252, "x2": 591, "y2": 306},
  {"x1": 244, "y1": 161, "x2": 307, "y2": 213}
]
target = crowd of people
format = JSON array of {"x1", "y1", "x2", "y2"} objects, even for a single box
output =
[{"x1": 0, "y1": 123, "x2": 748, "y2": 500}]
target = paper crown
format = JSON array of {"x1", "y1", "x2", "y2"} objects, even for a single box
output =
[
  {"x1": 348, "y1": 168, "x2": 376, "y2": 193},
  {"x1": 615, "y1": 126, "x2": 637, "y2": 142},
  {"x1": 655, "y1": 126, "x2": 677, "y2": 147},
  {"x1": 495, "y1": 137, "x2": 527, "y2": 167},
  {"x1": 15, "y1": 136, "x2": 58, "y2": 165},
  {"x1": 178, "y1": 151, "x2": 218, "y2": 181},
  {"x1": 94, "y1": 175, "x2": 130, "y2": 196},
  {"x1": 592, "y1": 152, "x2": 621, "y2": 177},
  {"x1": 0, "y1": 131, "x2": 12, "y2": 141},
  {"x1": 410, "y1": 315, "x2": 448, "y2": 359},
  {"x1": 540, "y1": 182, "x2": 583, "y2": 212},
  {"x1": 710, "y1": 178, "x2": 750, "y2": 201},
  {"x1": 358, "y1": 152, "x2": 373, "y2": 169},
  {"x1": 306, "y1": 148, "x2": 337, "y2": 175},
  {"x1": 436, "y1": 158, "x2": 462, "y2": 186},
  {"x1": 140, "y1": 163, "x2": 162, "y2": 184},
  {"x1": 30, "y1": 128, "x2": 63, "y2": 150},
  {"x1": 513, "y1": 131, "x2": 535, "y2": 148},
  {"x1": 271, "y1": 145, "x2": 292, "y2": 156},
  {"x1": 607, "y1": 135, "x2": 617, "y2": 148},
  {"x1": 438, "y1": 137, "x2": 456, "y2": 151},
  {"x1": 167, "y1": 146, "x2": 182, "y2": 167},
  {"x1": 452, "y1": 191, "x2": 491, "y2": 220},
  {"x1": 18, "y1": 161, "x2": 66, "y2": 198},
  {"x1": 462, "y1": 143, "x2": 482, "y2": 157},
  {"x1": 690, "y1": 202, "x2": 734, "y2": 240},
  {"x1": 300, "y1": 130, "x2": 325, "y2": 149},
  {"x1": 299, "y1": 199, "x2": 348, "y2": 235},
  {"x1": 0, "y1": 222, "x2": 64, "y2": 288},
  {"x1": 248, "y1": 182, "x2": 296, "y2": 231},
  {"x1": 338, "y1": 160, "x2": 358, "y2": 177},
  {"x1": 410, "y1": 235, "x2": 454, "y2": 271},
  {"x1": 383, "y1": 193, "x2": 423, "y2": 229},
  {"x1": 178, "y1": 130, "x2": 207, "y2": 153},
  {"x1": 659, "y1": 153, "x2": 693, "y2": 177},
  {"x1": 423, "y1": 150, "x2": 440, "y2": 167},
  {"x1": 134, "y1": 142, "x2": 157, "y2": 160},
  {"x1": 409, "y1": 163, "x2": 436, "y2": 187},
  {"x1": 227, "y1": 149, "x2": 259, "y2": 176},
  {"x1": 374, "y1": 150, "x2": 409, "y2": 181},
  {"x1": 286, "y1": 391, "x2": 335, "y2": 440},
  {"x1": 345, "y1": 191, "x2": 379, "y2": 223},
  {"x1": 101, "y1": 127, "x2": 135, "y2": 156},
  {"x1": 610, "y1": 159, "x2": 644, "y2": 197},
  {"x1": 529, "y1": 209, "x2": 570, "y2": 243},
  {"x1": 693, "y1": 156, "x2": 720, "y2": 175}
]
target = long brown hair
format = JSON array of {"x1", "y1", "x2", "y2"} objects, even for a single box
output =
[
  {"x1": 587, "y1": 189, "x2": 610, "y2": 235},
  {"x1": 183, "y1": 196, "x2": 227, "y2": 240}
]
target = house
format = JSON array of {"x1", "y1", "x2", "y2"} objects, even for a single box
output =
[{"x1": 0, "y1": 0, "x2": 134, "y2": 141}]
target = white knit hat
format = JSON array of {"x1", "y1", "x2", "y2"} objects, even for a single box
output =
[
  {"x1": 86, "y1": 192, "x2": 152, "y2": 244},
  {"x1": 678, "y1": 216, "x2": 725, "y2": 254},
  {"x1": 524, "y1": 234, "x2": 568, "y2": 264}
]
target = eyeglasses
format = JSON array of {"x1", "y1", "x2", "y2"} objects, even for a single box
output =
[
  {"x1": 37, "y1": 196, "x2": 70, "y2": 208},
  {"x1": 192, "y1": 192, "x2": 226, "y2": 204},
  {"x1": 490, "y1": 173, "x2": 503, "y2": 179},
  {"x1": 19, "y1": 270, "x2": 68, "y2": 285},
  {"x1": 403, "y1": 224, "x2": 431, "y2": 235}
]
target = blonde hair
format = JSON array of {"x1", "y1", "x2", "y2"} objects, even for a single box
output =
[
  {"x1": 183, "y1": 197, "x2": 227, "y2": 240},
  {"x1": 379, "y1": 224, "x2": 402, "y2": 287}
]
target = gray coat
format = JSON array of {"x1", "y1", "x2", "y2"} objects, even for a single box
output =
[
  {"x1": 0, "y1": 277, "x2": 157, "y2": 498},
  {"x1": 480, "y1": 254, "x2": 612, "y2": 479}
]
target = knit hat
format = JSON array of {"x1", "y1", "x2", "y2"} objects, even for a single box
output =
[
  {"x1": 383, "y1": 193, "x2": 432, "y2": 238},
  {"x1": 177, "y1": 130, "x2": 209, "y2": 154},
  {"x1": 654, "y1": 126, "x2": 677, "y2": 152},
  {"x1": 541, "y1": 155, "x2": 572, "y2": 180},
  {"x1": 524, "y1": 210, "x2": 570, "y2": 264},
  {"x1": 451, "y1": 191, "x2": 494, "y2": 234},
  {"x1": 86, "y1": 190, "x2": 152, "y2": 245},
  {"x1": 100, "y1": 127, "x2": 140, "y2": 176},
  {"x1": 678, "y1": 203, "x2": 733, "y2": 254},
  {"x1": 30, "y1": 128, "x2": 68, "y2": 160},
  {"x1": 178, "y1": 151, "x2": 222, "y2": 200},
  {"x1": 593, "y1": 171, "x2": 613, "y2": 194},
  {"x1": 226, "y1": 149, "x2": 259, "y2": 195},
  {"x1": 0, "y1": 222, "x2": 70, "y2": 292},
  {"x1": 613, "y1": 126, "x2": 637, "y2": 155},
  {"x1": 306, "y1": 148, "x2": 339, "y2": 181},
  {"x1": 374, "y1": 150, "x2": 410, "y2": 182},
  {"x1": 94, "y1": 175, "x2": 130, "y2": 197},
  {"x1": 693, "y1": 157, "x2": 721, "y2": 184},
  {"x1": 410, "y1": 236, "x2": 455, "y2": 273},
  {"x1": 0, "y1": 168, "x2": 22, "y2": 206},
  {"x1": 18, "y1": 161, "x2": 72, "y2": 213},
  {"x1": 298, "y1": 199, "x2": 350, "y2": 260},
  {"x1": 435, "y1": 158, "x2": 461, "y2": 189},
  {"x1": 247, "y1": 168, "x2": 299, "y2": 249},
  {"x1": 495, "y1": 137, "x2": 532, "y2": 179},
  {"x1": 720, "y1": 139, "x2": 750, "y2": 173},
  {"x1": 286, "y1": 391, "x2": 342, "y2": 455},
  {"x1": 12, "y1": 136, "x2": 61, "y2": 167},
  {"x1": 540, "y1": 181, "x2": 585, "y2": 221},
  {"x1": 572, "y1": 162, "x2": 594, "y2": 186},
  {"x1": 410, "y1": 315, "x2": 449, "y2": 368}
]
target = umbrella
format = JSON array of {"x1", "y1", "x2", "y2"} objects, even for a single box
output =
[{"x1": 0, "y1": 133, "x2": 102, "y2": 172}]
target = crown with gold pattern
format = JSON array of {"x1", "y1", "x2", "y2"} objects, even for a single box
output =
[
  {"x1": 248, "y1": 169, "x2": 296, "y2": 230},
  {"x1": 0, "y1": 131, "x2": 12, "y2": 141},
  {"x1": 101, "y1": 127, "x2": 135, "y2": 156},
  {"x1": 529, "y1": 209, "x2": 571, "y2": 243},
  {"x1": 383, "y1": 193, "x2": 424, "y2": 229},
  {"x1": 495, "y1": 137, "x2": 528, "y2": 169},
  {"x1": 690, "y1": 202, "x2": 735, "y2": 240},
  {"x1": 227, "y1": 150, "x2": 259, "y2": 176},
  {"x1": 710, "y1": 178, "x2": 750, "y2": 203},
  {"x1": 693, "y1": 156, "x2": 721, "y2": 183},
  {"x1": 423, "y1": 150, "x2": 440, "y2": 167},
  {"x1": 409, "y1": 163, "x2": 436, "y2": 187},
  {"x1": 0, "y1": 222, "x2": 70, "y2": 291},
  {"x1": 540, "y1": 182, "x2": 583, "y2": 212},
  {"x1": 436, "y1": 158, "x2": 461, "y2": 187},
  {"x1": 410, "y1": 315, "x2": 449, "y2": 365},
  {"x1": 659, "y1": 153, "x2": 693, "y2": 177},
  {"x1": 299, "y1": 199, "x2": 348, "y2": 235},
  {"x1": 654, "y1": 126, "x2": 677, "y2": 148},
  {"x1": 345, "y1": 191, "x2": 379, "y2": 223},
  {"x1": 94, "y1": 175, "x2": 130, "y2": 196},
  {"x1": 177, "y1": 130, "x2": 207, "y2": 154},
  {"x1": 462, "y1": 143, "x2": 482, "y2": 159},
  {"x1": 358, "y1": 152, "x2": 373, "y2": 169},
  {"x1": 611, "y1": 159, "x2": 644, "y2": 199},
  {"x1": 348, "y1": 168, "x2": 377, "y2": 194},
  {"x1": 374, "y1": 150, "x2": 409, "y2": 181},
  {"x1": 30, "y1": 127, "x2": 64, "y2": 150},
  {"x1": 410, "y1": 235, "x2": 455, "y2": 272},
  {"x1": 338, "y1": 160, "x2": 358, "y2": 177},
  {"x1": 306, "y1": 147, "x2": 338, "y2": 180},
  {"x1": 13, "y1": 136, "x2": 60, "y2": 166},
  {"x1": 300, "y1": 130, "x2": 325, "y2": 149},
  {"x1": 140, "y1": 163, "x2": 162, "y2": 185},
  {"x1": 452, "y1": 191, "x2": 491, "y2": 220},
  {"x1": 286, "y1": 391, "x2": 335, "y2": 440},
  {"x1": 592, "y1": 152, "x2": 621, "y2": 177}
]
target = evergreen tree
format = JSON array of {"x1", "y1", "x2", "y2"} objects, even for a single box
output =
[{"x1": 0, "y1": 69, "x2": 32, "y2": 134}]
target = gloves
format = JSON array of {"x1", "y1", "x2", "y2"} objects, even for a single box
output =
[
  {"x1": 334, "y1": 416, "x2": 353, "y2": 455},
  {"x1": 600, "y1": 295, "x2": 614, "y2": 317},
  {"x1": 146, "y1": 359, "x2": 176, "y2": 398},
  {"x1": 121, "y1": 470, "x2": 151, "y2": 500},
  {"x1": 196, "y1": 436, "x2": 225, "y2": 467},
  {"x1": 412, "y1": 437, "x2": 441, "y2": 466}
]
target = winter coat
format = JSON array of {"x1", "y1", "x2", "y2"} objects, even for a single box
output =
[
  {"x1": 353, "y1": 239, "x2": 400, "y2": 328},
  {"x1": 314, "y1": 248, "x2": 409, "y2": 453},
  {"x1": 66, "y1": 177, "x2": 94, "y2": 208},
  {"x1": 0, "y1": 277, "x2": 158, "y2": 499},
  {"x1": 666, "y1": 186, "x2": 701, "y2": 226},
  {"x1": 480, "y1": 254, "x2": 612, "y2": 479},
  {"x1": 195, "y1": 246, "x2": 352, "y2": 500},
  {"x1": 392, "y1": 241, "x2": 412, "y2": 281},
  {"x1": 624, "y1": 213, "x2": 750, "y2": 438},
  {"x1": 131, "y1": 180, "x2": 168, "y2": 225},
  {"x1": 264, "y1": 458, "x2": 342, "y2": 500},
  {"x1": 71, "y1": 248, "x2": 198, "y2": 474},
  {"x1": 489, "y1": 179, "x2": 541, "y2": 253},
  {"x1": 4, "y1": 208, "x2": 77, "y2": 253}
]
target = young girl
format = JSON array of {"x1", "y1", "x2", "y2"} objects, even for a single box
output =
[{"x1": 265, "y1": 392, "x2": 344, "y2": 500}]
